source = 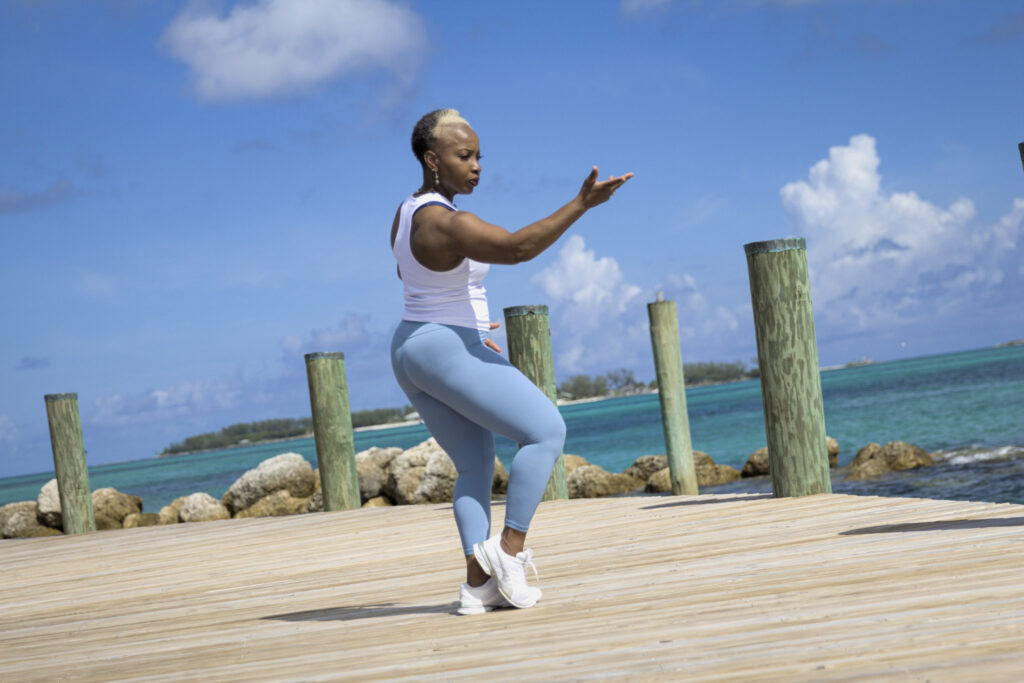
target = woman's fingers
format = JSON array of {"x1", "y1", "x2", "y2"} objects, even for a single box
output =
[{"x1": 484, "y1": 338, "x2": 502, "y2": 353}]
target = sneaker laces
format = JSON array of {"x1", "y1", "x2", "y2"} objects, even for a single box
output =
[{"x1": 516, "y1": 548, "x2": 539, "y2": 582}]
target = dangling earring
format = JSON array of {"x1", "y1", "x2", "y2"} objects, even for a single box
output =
[{"x1": 433, "y1": 168, "x2": 440, "y2": 187}]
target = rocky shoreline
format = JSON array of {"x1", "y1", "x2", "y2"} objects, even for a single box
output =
[{"x1": 1, "y1": 436, "x2": 939, "y2": 539}]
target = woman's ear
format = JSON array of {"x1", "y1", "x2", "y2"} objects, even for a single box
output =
[{"x1": 423, "y1": 149, "x2": 439, "y2": 172}]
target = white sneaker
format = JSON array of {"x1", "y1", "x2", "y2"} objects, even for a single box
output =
[
  {"x1": 472, "y1": 534, "x2": 542, "y2": 609},
  {"x1": 457, "y1": 577, "x2": 510, "y2": 616}
]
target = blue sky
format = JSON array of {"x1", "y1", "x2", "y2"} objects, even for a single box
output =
[{"x1": 1, "y1": 0, "x2": 1022, "y2": 477}]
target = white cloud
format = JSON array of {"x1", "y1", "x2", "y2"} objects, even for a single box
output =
[
  {"x1": 281, "y1": 313, "x2": 373, "y2": 358},
  {"x1": 92, "y1": 378, "x2": 241, "y2": 427},
  {"x1": 781, "y1": 134, "x2": 1023, "y2": 330},
  {"x1": 532, "y1": 235, "x2": 645, "y2": 373},
  {"x1": 161, "y1": 0, "x2": 427, "y2": 102}
]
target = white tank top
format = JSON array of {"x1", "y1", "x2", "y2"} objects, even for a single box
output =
[{"x1": 393, "y1": 191, "x2": 491, "y2": 331}]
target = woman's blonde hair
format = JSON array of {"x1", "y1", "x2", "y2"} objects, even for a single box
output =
[{"x1": 411, "y1": 109, "x2": 470, "y2": 164}]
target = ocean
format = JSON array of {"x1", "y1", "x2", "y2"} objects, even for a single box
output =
[{"x1": 2, "y1": 345, "x2": 1022, "y2": 512}]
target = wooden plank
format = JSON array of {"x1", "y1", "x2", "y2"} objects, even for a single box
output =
[{"x1": 1, "y1": 494, "x2": 1021, "y2": 681}]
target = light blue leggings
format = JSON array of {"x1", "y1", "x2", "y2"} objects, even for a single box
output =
[{"x1": 390, "y1": 320, "x2": 566, "y2": 555}]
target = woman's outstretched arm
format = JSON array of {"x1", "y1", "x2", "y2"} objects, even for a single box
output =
[{"x1": 415, "y1": 167, "x2": 633, "y2": 267}]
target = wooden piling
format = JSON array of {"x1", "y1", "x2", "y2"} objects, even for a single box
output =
[
  {"x1": 304, "y1": 352, "x2": 361, "y2": 510},
  {"x1": 44, "y1": 393, "x2": 95, "y2": 534},
  {"x1": 502, "y1": 305, "x2": 568, "y2": 501},
  {"x1": 647, "y1": 297, "x2": 699, "y2": 495},
  {"x1": 744, "y1": 238, "x2": 832, "y2": 497}
]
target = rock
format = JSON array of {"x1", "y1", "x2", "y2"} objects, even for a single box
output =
[
  {"x1": 178, "y1": 493, "x2": 230, "y2": 523},
  {"x1": 623, "y1": 455, "x2": 668, "y2": 482},
  {"x1": 647, "y1": 452, "x2": 741, "y2": 491},
  {"x1": 1, "y1": 501, "x2": 39, "y2": 532},
  {"x1": 92, "y1": 488, "x2": 143, "y2": 527},
  {"x1": 846, "y1": 441, "x2": 935, "y2": 481},
  {"x1": 743, "y1": 436, "x2": 839, "y2": 477},
  {"x1": 563, "y1": 454, "x2": 590, "y2": 475},
  {"x1": 415, "y1": 449, "x2": 459, "y2": 503},
  {"x1": 356, "y1": 456, "x2": 387, "y2": 502},
  {"x1": 742, "y1": 448, "x2": 770, "y2": 477},
  {"x1": 307, "y1": 490, "x2": 323, "y2": 513},
  {"x1": 645, "y1": 468, "x2": 672, "y2": 493},
  {"x1": 362, "y1": 496, "x2": 393, "y2": 508},
  {"x1": 357, "y1": 446, "x2": 403, "y2": 472},
  {"x1": 2, "y1": 501, "x2": 54, "y2": 540},
  {"x1": 123, "y1": 512, "x2": 160, "y2": 528},
  {"x1": 492, "y1": 458, "x2": 508, "y2": 495},
  {"x1": 384, "y1": 439, "x2": 438, "y2": 504},
  {"x1": 567, "y1": 465, "x2": 642, "y2": 499},
  {"x1": 3, "y1": 508, "x2": 63, "y2": 538},
  {"x1": 391, "y1": 466, "x2": 426, "y2": 505},
  {"x1": 158, "y1": 497, "x2": 187, "y2": 525},
  {"x1": 234, "y1": 490, "x2": 309, "y2": 518},
  {"x1": 94, "y1": 513, "x2": 122, "y2": 531},
  {"x1": 36, "y1": 478, "x2": 63, "y2": 530},
  {"x1": 694, "y1": 451, "x2": 741, "y2": 487},
  {"x1": 224, "y1": 453, "x2": 315, "y2": 513}
]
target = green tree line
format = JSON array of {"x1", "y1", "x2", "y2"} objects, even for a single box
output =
[
  {"x1": 161, "y1": 406, "x2": 413, "y2": 455},
  {"x1": 557, "y1": 361, "x2": 758, "y2": 400}
]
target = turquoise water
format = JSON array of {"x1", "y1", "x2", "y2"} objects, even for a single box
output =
[{"x1": 2, "y1": 345, "x2": 1022, "y2": 511}]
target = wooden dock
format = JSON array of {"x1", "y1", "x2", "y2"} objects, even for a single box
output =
[{"x1": 2, "y1": 493, "x2": 1022, "y2": 681}]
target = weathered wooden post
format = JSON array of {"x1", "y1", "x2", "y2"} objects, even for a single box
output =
[
  {"x1": 502, "y1": 305, "x2": 568, "y2": 501},
  {"x1": 44, "y1": 393, "x2": 95, "y2": 534},
  {"x1": 304, "y1": 352, "x2": 361, "y2": 510},
  {"x1": 744, "y1": 238, "x2": 832, "y2": 497},
  {"x1": 647, "y1": 295, "x2": 699, "y2": 495}
]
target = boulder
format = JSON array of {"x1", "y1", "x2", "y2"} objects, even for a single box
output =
[
  {"x1": 743, "y1": 436, "x2": 840, "y2": 477},
  {"x1": 36, "y1": 478, "x2": 63, "y2": 530},
  {"x1": 562, "y1": 454, "x2": 590, "y2": 475},
  {"x1": 158, "y1": 496, "x2": 187, "y2": 525},
  {"x1": 623, "y1": 455, "x2": 668, "y2": 482},
  {"x1": 3, "y1": 507, "x2": 63, "y2": 538},
  {"x1": 645, "y1": 468, "x2": 672, "y2": 494},
  {"x1": 492, "y1": 458, "x2": 509, "y2": 495},
  {"x1": 123, "y1": 512, "x2": 160, "y2": 528},
  {"x1": 92, "y1": 488, "x2": 143, "y2": 527},
  {"x1": 384, "y1": 439, "x2": 438, "y2": 504},
  {"x1": 694, "y1": 451, "x2": 741, "y2": 487},
  {"x1": 178, "y1": 492, "x2": 230, "y2": 523},
  {"x1": 742, "y1": 448, "x2": 770, "y2": 477},
  {"x1": 567, "y1": 465, "x2": 642, "y2": 499},
  {"x1": 646, "y1": 452, "x2": 741, "y2": 492},
  {"x1": 357, "y1": 446, "x2": 403, "y2": 472},
  {"x1": 846, "y1": 441, "x2": 934, "y2": 481},
  {"x1": 224, "y1": 453, "x2": 316, "y2": 513},
  {"x1": 390, "y1": 466, "x2": 426, "y2": 505},
  {"x1": 415, "y1": 449, "x2": 459, "y2": 503},
  {"x1": 307, "y1": 490, "x2": 323, "y2": 513},
  {"x1": 362, "y1": 496, "x2": 393, "y2": 508},
  {"x1": 234, "y1": 490, "x2": 309, "y2": 518},
  {"x1": 1, "y1": 501, "x2": 53, "y2": 540}
]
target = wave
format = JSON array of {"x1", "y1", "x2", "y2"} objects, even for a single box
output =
[{"x1": 932, "y1": 444, "x2": 1024, "y2": 466}]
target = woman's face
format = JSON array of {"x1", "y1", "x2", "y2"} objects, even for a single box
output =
[{"x1": 429, "y1": 122, "x2": 482, "y2": 196}]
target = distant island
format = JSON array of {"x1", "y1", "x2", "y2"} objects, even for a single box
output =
[
  {"x1": 996, "y1": 339, "x2": 1024, "y2": 348},
  {"x1": 159, "y1": 362, "x2": 759, "y2": 456}
]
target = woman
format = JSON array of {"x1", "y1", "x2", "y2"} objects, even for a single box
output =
[{"x1": 390, "y1": 109, "x2": 632, "y2": 614}]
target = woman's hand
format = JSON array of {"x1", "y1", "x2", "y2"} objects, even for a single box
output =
[
  {"x1": 577, "y1": 166, "x2": 634, "y2": 210},
  {"x1": 484, "y1": 322, "x2": 502, "y2": 353}
]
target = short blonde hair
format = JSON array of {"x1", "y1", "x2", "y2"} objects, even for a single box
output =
[{"x1": 411, "y1": 108, "x2": 471, "y2": 163}]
